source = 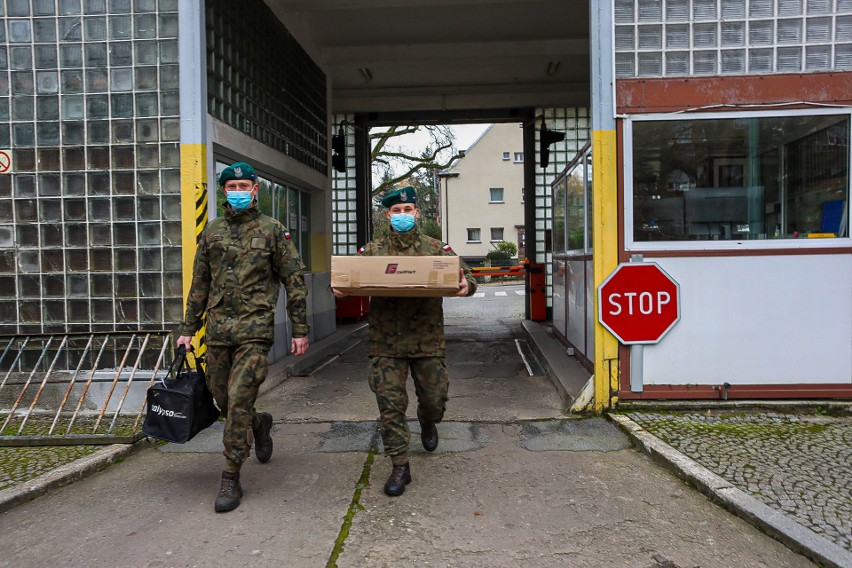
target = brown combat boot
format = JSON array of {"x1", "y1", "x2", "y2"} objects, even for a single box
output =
[
  {"x1": 253, "y1": 412, "x2": 274, "y2": 463},
  {"x1": 420, "y1": 421, "x2": 438, "y2": 452},
  {"x1": 383, "y1": 463, "x2": 412, "y2": 496},
  {"x1": 214, "y1": 471, "x2": 243, "y2": 513}
]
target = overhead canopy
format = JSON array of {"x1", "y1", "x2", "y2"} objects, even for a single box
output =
[{"x1": 267, "y1": 0, "x2": 591, "y2": 114}]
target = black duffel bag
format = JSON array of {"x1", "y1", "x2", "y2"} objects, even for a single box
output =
[{"x1": 142, "y1": 345, "x2": 219, "y2": 443}]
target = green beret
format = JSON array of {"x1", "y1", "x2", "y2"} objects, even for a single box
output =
[
  {"x1": 218, "y1": 161, "x2": 256, "y2": 186},
  {"x1": 381, "y1": 186, "x2": 417, "y2": 208}
]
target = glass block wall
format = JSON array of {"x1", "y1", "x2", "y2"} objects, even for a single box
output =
[
  {"x1": 206, "y1": 0, "x2": 328, "y2": 175},
  {"x1": 0, "y1": 0, "x2": 182, "y2": 335},
  {"x1": 331, "y1": 114, "x2": 357, "y2": 255},
  {"x1": 615, "y1": 0, "x2": 852, "y2": 78},
  {"x1": 535, "y1": 108, "x2": 591, "y2": 307}
]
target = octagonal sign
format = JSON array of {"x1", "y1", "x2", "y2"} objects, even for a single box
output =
[{"x1": 598, "y1": 263, "x2": 680, "y2": 344}]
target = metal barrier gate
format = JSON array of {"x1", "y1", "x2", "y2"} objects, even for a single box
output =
[{"x1": 0, "y1": 331, "x2": 172, "y2": 447}]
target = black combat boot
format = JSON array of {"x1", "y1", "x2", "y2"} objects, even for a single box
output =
[
  {"x1": 420, "y1": 421, "x2": 438, "y2": 452},
  {"x1": 383, "y1": 463, "x2": 412, "y2": 496},
  {"x1": 253, "y1": 412, "x2": 274, "y2": 463},
  {"x1": 214, "y1": 471, "x2": 243, "y2": 513}
]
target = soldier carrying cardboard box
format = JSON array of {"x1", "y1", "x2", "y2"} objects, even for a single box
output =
[{"x1": 332, "y1": 186, "x2": 477, "y2": 496}]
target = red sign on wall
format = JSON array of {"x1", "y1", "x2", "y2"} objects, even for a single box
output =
[{"x1": 598, "y1": 263, "x2": 681, "y2": 344}]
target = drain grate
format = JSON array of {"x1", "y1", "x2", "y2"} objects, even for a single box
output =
[{"x1": 514, "y1": 339, "x2": 547, "y2": 377}]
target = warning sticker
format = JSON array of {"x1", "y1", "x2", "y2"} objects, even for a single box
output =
[{"x1": 0, "y1": 150, "x2": 12, "y2": 173}]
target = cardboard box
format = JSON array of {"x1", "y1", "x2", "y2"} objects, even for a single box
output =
[{"x1": 331, "y1": 255, "x2": 460, "y2": 297}]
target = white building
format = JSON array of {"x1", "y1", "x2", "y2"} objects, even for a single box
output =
[{"x1": 439, "y1": 123, "x2": 526, "y2": 263}]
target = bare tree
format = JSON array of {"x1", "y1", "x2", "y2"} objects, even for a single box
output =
[{"x1": 371, "y1": 125, "x2": 459, "y2": 198}]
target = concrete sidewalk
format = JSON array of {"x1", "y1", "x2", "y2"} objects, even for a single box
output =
[
  {"x1": 525, "y1": 320, "x2": 851, "y2": 568},
  {"x1": 0, "y1": 317, "x2": 831, "y2": 568}
]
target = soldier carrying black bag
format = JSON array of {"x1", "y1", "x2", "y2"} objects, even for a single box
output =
[
  {"x1": 142, "y1": 345, "x2": 219, "y2": 444},
  {"x1": 177, "y1": 161, "x2": 310, "y2": 513}
]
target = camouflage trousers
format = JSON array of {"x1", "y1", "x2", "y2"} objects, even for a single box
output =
[
  {"x1": 205, "y1": 344, "x2": 269, "y2": 471},
  {"x1": 369, "y1": 356, "x2": 448, "y2": 463}
]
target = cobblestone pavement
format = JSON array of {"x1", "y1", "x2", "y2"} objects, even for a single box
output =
[
  {"x1": 0, "y1": 446, "x2": 101, "y2": 491},
  {"x1": 623, "y1": 409, "x2": 852, "y2": 553}
]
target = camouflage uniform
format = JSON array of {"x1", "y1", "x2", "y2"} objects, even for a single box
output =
[
  {"x1": 179, "y1": 205, "x2": 308, "y2": 470},
  {"x1": 360, "y1": 225, "x2": 477, "y2": 463}
]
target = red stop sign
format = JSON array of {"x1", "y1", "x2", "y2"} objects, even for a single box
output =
[{"x1": 598, "y1": 263, "x2": 680, "y2": 344}]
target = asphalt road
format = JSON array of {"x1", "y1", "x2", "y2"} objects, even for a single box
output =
[{"x1": 444, "y1": 281, "x2": 525, "y2": 319}]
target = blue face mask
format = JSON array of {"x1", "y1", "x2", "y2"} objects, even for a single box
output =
[
  {"x1": 227, "y1": 191, "x2": 253, "y2": 210},
  {"x1": 390, "y1": 213, "x2": 416, "y2": 233}
]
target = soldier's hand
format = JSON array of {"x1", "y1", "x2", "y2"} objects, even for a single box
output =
[
  {"x1": 456, "y1": 269, "x2": 469, "y2": 297},
  {"x1": 176, "y1": 335, "x2": 194, "y2": 351},
  {"x1": 331, "y1": 287, "x2": 350, "y2": 298},
  {"x1": 291, "y1": 336, "x2": 309, "y2": 356}
]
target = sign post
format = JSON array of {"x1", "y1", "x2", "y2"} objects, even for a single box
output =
[{"x1": 597, "y1": 261, "x2": 681, "y2": 392}]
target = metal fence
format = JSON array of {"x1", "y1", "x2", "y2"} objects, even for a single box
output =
[{"x1": 0, "y1": 331, "x2": 173, "y2": 447}]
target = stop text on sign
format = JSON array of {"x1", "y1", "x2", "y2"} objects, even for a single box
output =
[{"x1": 607, "y1": 291, "x2": 671, "y2": 316}]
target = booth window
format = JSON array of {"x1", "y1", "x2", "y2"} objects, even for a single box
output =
[
  {"x1": 628, "y1": 112, "x2": 850, "y2": 245},
  {"x1": 552, "y1": 143, "x2": 593, "y2": 254}
]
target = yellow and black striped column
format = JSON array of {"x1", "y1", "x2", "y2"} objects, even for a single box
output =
[
  {"x1": 180, "y1": 149, "x2": 208, "y2": 361},
  {"x1": 178, "y1": 1, "x2": 209, "y2": 362}
]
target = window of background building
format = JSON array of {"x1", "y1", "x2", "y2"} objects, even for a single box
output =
[
  {"x1": 490, "y1": 227, "x2": 504, "y2": 242},
  {"x1": 467, "y1": 228, "x2": 481, "y2": 242},
  {"x1": 627, "y1": 111, "x2": 850, "y2": 248},
  {"x1": 489, "y1": 187, "x2": 504, "y2": 203},
  {"x1": 514, "y1": 152, "x2": 524, "y2": 163},
  {"x1": 502, "y1": 152, "x2": 510, "y2": 160}
]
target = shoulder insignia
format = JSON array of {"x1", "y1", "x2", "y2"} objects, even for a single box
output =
[
  {"x1": 284, "y1": 231, "x2": 291, "y2": 239},
  {"x1": 443, "y1": 244, "x2": 452, "y2": 251}
]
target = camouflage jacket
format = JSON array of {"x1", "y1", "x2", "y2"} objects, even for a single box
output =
[
  {"x1": 179, "y1": 205, "x2": 309, "y2": 346},
  {"x1": 360, "y1": 226, "x2": 477, "y2": 357}
]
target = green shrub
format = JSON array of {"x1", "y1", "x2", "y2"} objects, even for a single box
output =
[
  {"x1": 494, "y1": 241, "x2": 517, "y2": 257},
  {"x1": 421, "y1": 218, "x2": 442, "y2": 239},
  {"x1": 485, "y1": 241, "x2": 517, "y2": 264}
]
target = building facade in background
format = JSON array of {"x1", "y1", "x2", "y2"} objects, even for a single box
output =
[{"x1": 439, "y1": 123, "x2": 525, "y2": 263}]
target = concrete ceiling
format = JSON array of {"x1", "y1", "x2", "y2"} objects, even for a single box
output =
[{"x1": 266, "y1": 0, "x2": 590, "y2": 115}]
